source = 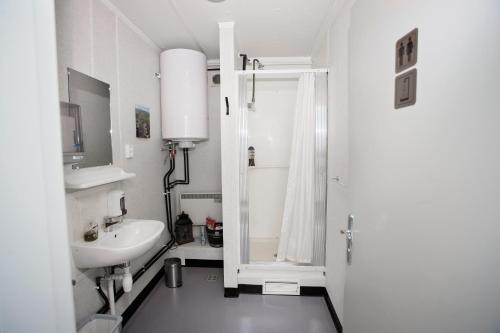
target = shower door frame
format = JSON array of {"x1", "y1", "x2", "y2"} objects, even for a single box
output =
[{"x1": 236, "y1": 68, "x2": 329, "y2": 284}]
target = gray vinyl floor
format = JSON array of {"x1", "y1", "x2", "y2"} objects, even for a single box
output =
[{"x1": 123, "y1": 267, "x2": 336, "y2": 333}]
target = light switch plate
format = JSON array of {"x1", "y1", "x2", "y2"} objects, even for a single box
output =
[
  {"x1": 395, "y1": 68, "x2": 417, "y2": 109},
  {"x1": 124, "y1": 144, "x2": 134, "y2": 159}
]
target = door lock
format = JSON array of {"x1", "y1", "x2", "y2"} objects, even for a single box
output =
[{"x1": 340, "y1": 214, "x2": 354, "y2": 264}]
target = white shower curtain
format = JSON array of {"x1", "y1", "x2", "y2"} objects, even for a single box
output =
[{"x1": 277, "y1": 73, "x2": 319, "y2": 263}]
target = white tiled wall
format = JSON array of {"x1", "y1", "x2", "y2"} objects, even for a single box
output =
[{"x1": 246, "y1": 78, "x2": 297, "y2": 241}]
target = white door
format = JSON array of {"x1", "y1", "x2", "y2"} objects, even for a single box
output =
[{"x1": 342, "y1": 1, "x2": 500, "y2": 333}]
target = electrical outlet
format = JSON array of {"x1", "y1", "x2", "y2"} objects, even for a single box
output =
[{"x1": 124, "y1": 144, "x2": 134, "y2": 159}]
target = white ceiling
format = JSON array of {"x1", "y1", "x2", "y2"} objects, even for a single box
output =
[{"x1": 109, "y1": 0, "x2": 335, "y2": 59}]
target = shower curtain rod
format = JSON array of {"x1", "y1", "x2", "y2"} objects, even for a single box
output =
[{"x1": 235, "y1": 68, "x2": 328, "y2": 75}]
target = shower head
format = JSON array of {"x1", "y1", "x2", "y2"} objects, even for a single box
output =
[
  {"x1": 252, "y1": 59, "x2": 264, "y2": 70},
  {"x1": 248, "y1": 58, "x2": 263, "y2": 112}
]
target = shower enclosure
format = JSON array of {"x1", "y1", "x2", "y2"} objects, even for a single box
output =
[{"x1": 237, "y1": 68, "x2": 328, "y2": 267}]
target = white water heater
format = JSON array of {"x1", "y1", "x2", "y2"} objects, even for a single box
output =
[{"x1": 160, "y1": 49, "x2": 208, "y2": 148}]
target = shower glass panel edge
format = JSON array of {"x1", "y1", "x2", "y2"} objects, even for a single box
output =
[
  {"x1": 238, "y1": 70, "x2": 328, "y2": 267},
  {"x1": 239, "y1": 76, "x2": 250, "y2": 264},
  {"x1": 313, "y1": 72, "x2": 328, "y2": 266}
]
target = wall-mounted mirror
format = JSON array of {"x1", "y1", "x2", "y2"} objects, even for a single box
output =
[{"x1": 60, "y1": 68, "x2": 112, "y2": 168}]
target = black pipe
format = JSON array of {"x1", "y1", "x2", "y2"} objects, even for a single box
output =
[
  {"x1": 169, "y1": 149, "x2": 189, "y2": 188},
  {"x1": 165, "y1": 151, "x2": 177, "y2": 244},
  {"x1": 98, "y1": 146, "x2": 190, "y2": 315}
]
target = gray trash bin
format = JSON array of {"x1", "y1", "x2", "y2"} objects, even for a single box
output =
[{"x1": 164, "y1": 257, "x2": 182, "y2": 288}]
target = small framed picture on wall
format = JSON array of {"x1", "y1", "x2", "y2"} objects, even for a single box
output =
[{"x1": 135, "y1": 105, "x2": 150, "y2": 139}]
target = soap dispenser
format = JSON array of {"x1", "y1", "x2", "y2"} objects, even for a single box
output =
[{"x1": 107, "y1": 190, "x2": 127, "y2": 217}]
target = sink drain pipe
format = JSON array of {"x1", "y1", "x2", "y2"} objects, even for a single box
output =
[{"x1": 96, "y1": 263, "x2": 132, "y2": 315}]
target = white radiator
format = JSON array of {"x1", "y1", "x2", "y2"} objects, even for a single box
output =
[{"x1": 178, "y1": 192, "x2": 222, "y2": 225}]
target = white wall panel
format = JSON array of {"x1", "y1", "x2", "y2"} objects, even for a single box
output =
[
  {"x1": 91, "y1": 0, "x2": 122, "y2": 163},
  {"x1": 55, "y1": 0, "x2": 92, "y2": 101},
  {"x1": 219, "y1": 22, "x2": 239, "y2": 289},
  {"x1": 248, "y1": 168, "x2": 288, "y2": 239},
  {"x1": 117, "y1": 18, "x2": 163, "y2": 225}
]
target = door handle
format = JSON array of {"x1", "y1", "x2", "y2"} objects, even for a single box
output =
[{"x1": 340, "y1": 214, "x2": 354, "y2": 264}]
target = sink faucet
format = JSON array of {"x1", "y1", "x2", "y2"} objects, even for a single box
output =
[
  {"x1": 103, "y1": 216, "x2": 123, "y2": 232},
  {"x1": 104, "y1": 190, "x2": 127, "y2": 231}
]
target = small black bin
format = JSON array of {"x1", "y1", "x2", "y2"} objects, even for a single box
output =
[
  {"x1": 206, "y1": 223, "x2": 223, "y2": 248},
  {"x1": 164, "y1": 257, "x2": 182, "y2": 288}
]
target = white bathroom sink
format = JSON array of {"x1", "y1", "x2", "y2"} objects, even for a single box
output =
[{"x1": 72, "y1": 219, "x2": 164, "y2": 269}]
